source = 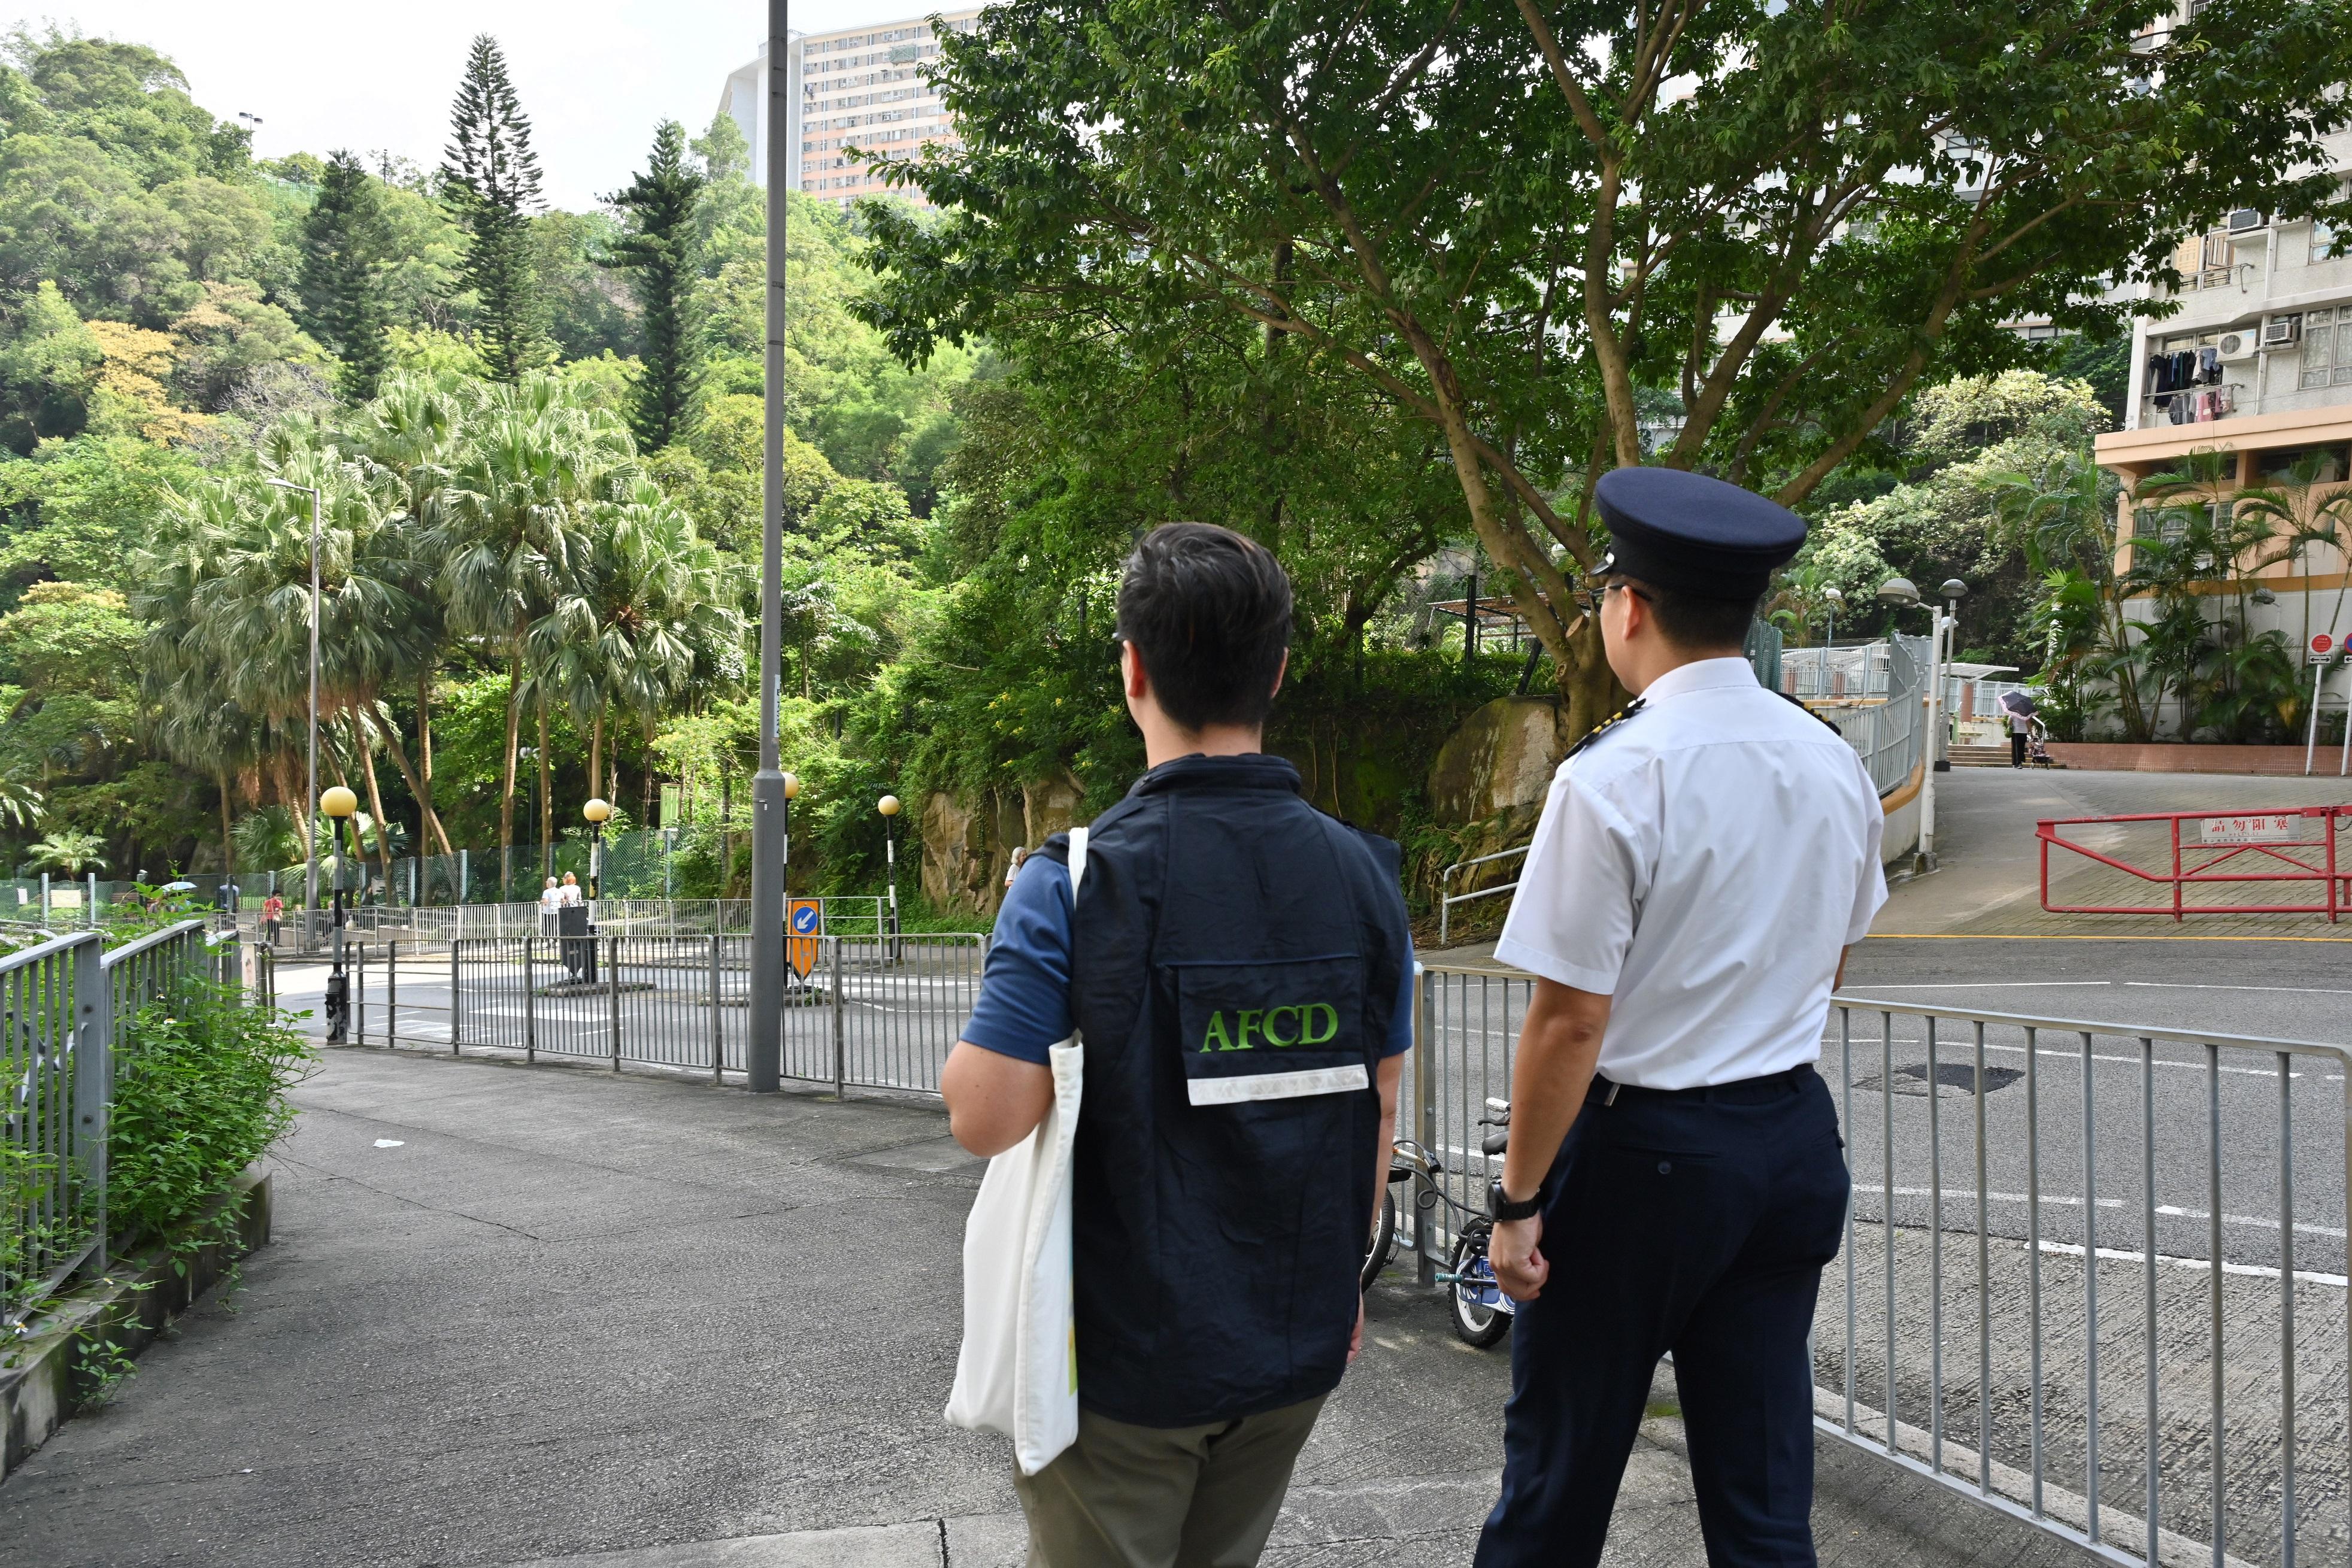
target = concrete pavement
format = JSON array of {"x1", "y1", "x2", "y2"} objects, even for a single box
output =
[{"x1": 2, "y1": 1048, "x2": 2106, "y2": 1567}]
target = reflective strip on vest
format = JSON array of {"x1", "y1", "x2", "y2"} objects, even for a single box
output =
[{"x1": 1184, "y1": 1063, "x2": 1372, "y2": 1106}]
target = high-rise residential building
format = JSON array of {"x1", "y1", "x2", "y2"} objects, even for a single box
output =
[
  {"x1": 2092, "y1": 107, "x2": 2352, "y2": 732},
  {"x1": 720, "y1": 8, "x2": 985, "y2": 208}
]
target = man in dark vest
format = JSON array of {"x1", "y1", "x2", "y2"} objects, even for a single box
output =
[{"x1": 942, "y1": 522, "x2": 1416, "y2": 1567}]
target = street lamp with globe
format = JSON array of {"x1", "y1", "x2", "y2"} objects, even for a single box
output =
[
  {"x1": 583, "y1": 797, "x2": 613, "y2": 899},
  {"x1": 319, "y1": 785, "x2": 359, "y2": 1042},
  {"x1": 878, "y1": 794, "x2": 902, "y2": 954}
]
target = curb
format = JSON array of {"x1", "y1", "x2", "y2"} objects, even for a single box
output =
[{"x1": 1, "y1": 1166, "x2": 272, "y2": 1481}]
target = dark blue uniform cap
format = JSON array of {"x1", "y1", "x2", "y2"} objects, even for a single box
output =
[{"x1": 1592, "y1": 467, "x2": 1808, "y2": 600}]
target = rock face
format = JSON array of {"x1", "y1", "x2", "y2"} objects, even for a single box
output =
[
  {"x1": 1023, "y1": 771, "x2": 1084, "y2": 847},
  {"x1": 919, "y1": 772, "x2": 1083, "y2": 918},
  {"x1": 1427, "y1": 696, "x2": 1568, "y2": 826}
]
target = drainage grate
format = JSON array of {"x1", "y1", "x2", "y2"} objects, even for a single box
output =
[{"x1": 1854, "y1": 1063, "x2": 2023, "y2": 1097}]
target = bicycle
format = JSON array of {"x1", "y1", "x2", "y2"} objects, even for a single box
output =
[{"x1": 1361, "y1": 1099, "x2": 1516, "y2": 1348}]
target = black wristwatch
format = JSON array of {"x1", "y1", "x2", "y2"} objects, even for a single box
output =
[{"x1": 1488, "y1": 1178, "x2": 1542, "y2": 1223}]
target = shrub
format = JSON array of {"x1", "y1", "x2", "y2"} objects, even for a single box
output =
[{"x1": 107, "y1": 981, "x2": 312, "y2": 1261}]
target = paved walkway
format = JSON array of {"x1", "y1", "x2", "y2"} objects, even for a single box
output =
[
  {"x1": 1884, "y1": 769, "x2": 2352, "y2": 939},
  {"x1": 1, "y1": 1050, "x2": 2102, "y2": 1567}
]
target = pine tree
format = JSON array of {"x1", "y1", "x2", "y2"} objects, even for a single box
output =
[
  {"x1": 608, "y1": 120, "x2": 704, "y2": 452},
  {"x1": 439, "y1": 34, "x2": 546, "y2": 382},
  {"x1": 296, "y1": 150, "x2": 392, "y2": 400}
]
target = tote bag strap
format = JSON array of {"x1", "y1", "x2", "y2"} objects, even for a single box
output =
[{"x1": 1066, "y1": 826, "x2": 1088, "y2": 899}]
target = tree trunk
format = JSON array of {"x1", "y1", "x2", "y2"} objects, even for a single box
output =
[
  {"x1": 499, "y1": 638, "x2": 523, "y2": 882},
  {"x1": 537, "y1": 694, "x2": 553, "y2": 879},
  {"x1": 353, "y1": 714, "x2": 395, "y2": 887},
  {"x1": 217, "y1": 768, "x2": 235, "y2": 879},
  {"x1": 410, "y1": 671, "x2": 453, "y2": 859},
  {"x1": 378, "y1": 707, "x2": 455, "y2": 861}
]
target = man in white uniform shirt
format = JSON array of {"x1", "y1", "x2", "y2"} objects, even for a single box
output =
[{"x1": 1474, "y1": 468, "x2": 1886, "y2": 1568}]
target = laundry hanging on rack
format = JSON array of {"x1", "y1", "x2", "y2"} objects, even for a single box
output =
[{"x1": 2198, "y1": 345, "x2": 2222, "y2": 381}]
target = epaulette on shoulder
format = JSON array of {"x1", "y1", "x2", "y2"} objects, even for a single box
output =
[
  {"x1": 1775, "y1": 689, "x2": 1842, "y2": 735},
  {"x1": 1564, "y1": 697, "x2": 1647, "y2": 760}
]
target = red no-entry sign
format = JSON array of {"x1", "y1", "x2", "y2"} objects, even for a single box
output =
[{"x1": 2312, "y1": 633, "x2": 2337, "y2": 664}]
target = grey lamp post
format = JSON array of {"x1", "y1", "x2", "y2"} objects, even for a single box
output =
[
  {"x1": 748, "y1": 0, "x2": 791, "y2": 1093},
  {"x1": 320, "y1": 784, "x2": 357, "y2": 1041},
  {"x1": 1937, "y1": 579, "x2": 1969, "y2": 778},
  {"x1": 265, "y1": 477, "x2": 323, "y2": 938},
  {"x1": 584, "y1": 797, "x2": 612, "y2": 900},
  {"x1": 878, "y1": 794, "x2": 902, "y2": 960}
]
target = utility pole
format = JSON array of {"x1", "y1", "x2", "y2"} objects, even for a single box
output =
[
  {"x1": 266, "y1": 477, "x2": 323, "y2": 938},
  {"x1": 748, "y1": 0, "x2": 790, "y2": 1093}
]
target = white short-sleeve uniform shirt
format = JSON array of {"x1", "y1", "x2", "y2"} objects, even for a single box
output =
[{"x1": 1495, "y1": 657, "x2": 1888, "y2": 1089}]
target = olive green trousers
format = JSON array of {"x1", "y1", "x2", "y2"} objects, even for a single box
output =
[{"x1": 1011, "y1": 1394, "x2": 1327, "y2": 1568}]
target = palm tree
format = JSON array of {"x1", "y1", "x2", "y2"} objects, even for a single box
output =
[
  {"x1": 1987, "y1": 451, "x2": 2145, "y2": 734},
  {"x1": 337, "y1": 371, "x2": 480, "y2": 859},
  {"x1": 134, "y1": 432, "x2": 440, "y2": 881},
  {"x1": 530, "y1": 484, "x2": 746, "y2": 820},
  {"x1": 428, "y1": 375, "x2": 636, "y2": 888},
  {"x1": 23, "y1": 831, "x2": 106, "y2": 876},
  {"x1": 2229, "y1": 451, "x2": 2352, "y2": 666}
]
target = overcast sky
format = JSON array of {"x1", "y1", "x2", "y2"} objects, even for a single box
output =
[{"x1": 19, "y1": 2, "x2": 942, "y2": 209}]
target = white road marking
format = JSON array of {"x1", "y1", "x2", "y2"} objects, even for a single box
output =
[
  {"x1": 2124, "y1": 980, "x2": 2352, "y2": 996},
  {"x1": 1827, "y1": 1038, "x2": 2330, "y2": 1080},
  {"x1": 1851, "y1": 1183, "x2": 2347, "y2": 1239},
  {"x1": 1844, "y1": 981, "x2": 2114, "y2": 989}
]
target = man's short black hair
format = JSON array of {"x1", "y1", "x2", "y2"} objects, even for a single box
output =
[
  {"x1": 1626, "y1": 577, "x2": 1759, "y2": 652},
  {"x1": 1115, "y1": 523, "x2": 1292, "y2": 732}
]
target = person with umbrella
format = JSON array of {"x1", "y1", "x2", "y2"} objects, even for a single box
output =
[{"x1": 2000, "y1": 690, "x2": 2037, "y2": 769}]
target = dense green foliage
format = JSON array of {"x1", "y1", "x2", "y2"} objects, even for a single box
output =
[
  {"x1": 0, "y1": 11, "x2": 2341, "y2": 903},
  {"x1": 107, "y1": 978, "x2": 313, "y2": 1251},
  {"x1": 863, "y1": 0, "x2": 2352, "y2": 738},
  {"x1": 608, "y1": 121, "x2": 701, "y2": 452},
  {"x1": 439, "y1": 35, "x2": 545, "y2": 382},
  {"x1": 297, "y1": 151, "x2": 392, "y2": 399}
]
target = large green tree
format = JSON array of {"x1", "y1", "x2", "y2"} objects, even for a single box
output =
[
  {"x1": 297, "y1": 150, "x2": 392, "y2": 399},
  {"x1": 865, "y1": 0, "x2": 2352, "y2": 738},
  {"x1": 439, "y1": 34, "x2": 545, "y2": 381},
  {"x1": 608, "y1": 119, "x2": 702, "y2": 452}
]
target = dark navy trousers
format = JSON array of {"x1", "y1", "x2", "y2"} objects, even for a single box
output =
[{"x1": 1474, "y1": 1065, "x2": 1850, "y2": 1568}]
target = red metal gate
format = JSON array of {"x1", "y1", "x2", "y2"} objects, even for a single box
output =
[{"x1": 2038, "y1": 805, "x2": 2351, "y2": 920}]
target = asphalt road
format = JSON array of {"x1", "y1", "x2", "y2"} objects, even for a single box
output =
[{"x1": 269, "y1": 929, "x2": 2350, "y2": 1283}]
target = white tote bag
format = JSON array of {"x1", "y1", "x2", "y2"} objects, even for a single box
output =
[{"x1": 944, "y1": 826, "x2": 1086, "y2": 1475}]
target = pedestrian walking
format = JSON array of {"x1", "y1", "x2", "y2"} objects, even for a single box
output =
[
  {"x1": 1002, "y1": 844, "x2": 1025, "y2": 891},
  {"x1": 2008, "y1": 704, "x2": 2031, "y2": 768},
  {"x1": 1474, "y1": 468, "x2": 1885, "y2": 1568},
  {"x1": 941, "y1": 522, "x2": 1416, "y2": 1568},
  {"x1": 262, "y1": 891, "x2": 284, "y2": 948}
]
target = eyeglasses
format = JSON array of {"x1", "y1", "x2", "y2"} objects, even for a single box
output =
[{"x1": 1577, "y1": 578, "x2": 1651, "y2": 617}]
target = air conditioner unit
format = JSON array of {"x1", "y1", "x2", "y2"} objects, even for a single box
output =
[
  {"x1": 2263, "y1": 316, "x2": 2303, "y2": 346},
  {"x1": 2217, "y1": 327, "x2": 2262, "y2": 360},
  {"x1": 2226, "y1": 208, "x2": 2268, "y2": 234}
]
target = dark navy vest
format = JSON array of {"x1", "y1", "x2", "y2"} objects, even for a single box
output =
[{"x1": 1035, "y1": 753, "x2": 1410, "y2": 1428}]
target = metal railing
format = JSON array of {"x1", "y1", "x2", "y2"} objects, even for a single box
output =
[
  {"x1": 1436, "y1": 847, "x2": 1531, "y2": 945},
  {"x1": 2041, "y1": 806, "x2": 2352, "y2": 921},
  {"x1": 1818, "y1": 633, "x2": 1932, "y2": 799},
  {"x1": 4, "y1": 920, "x2": 235, "y2": 1328},
  {"x1": 336, "y1": 934, "x2": 987, "y2": 1096},
  {"x1": 1408, "y1": 964, "x2": 2350, "y2": 1568},
  {"x1": 242, "y1": 894, "x2": 901, "y2": 954}
]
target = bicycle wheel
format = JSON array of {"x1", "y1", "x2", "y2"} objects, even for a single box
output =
[
  {"x1": 1361, "y1": 1186, "x2": 1398, "y2": 1291},
  {"x1": 1449, "y1": 1228, "x2": 1511, "y2": 1348}
]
